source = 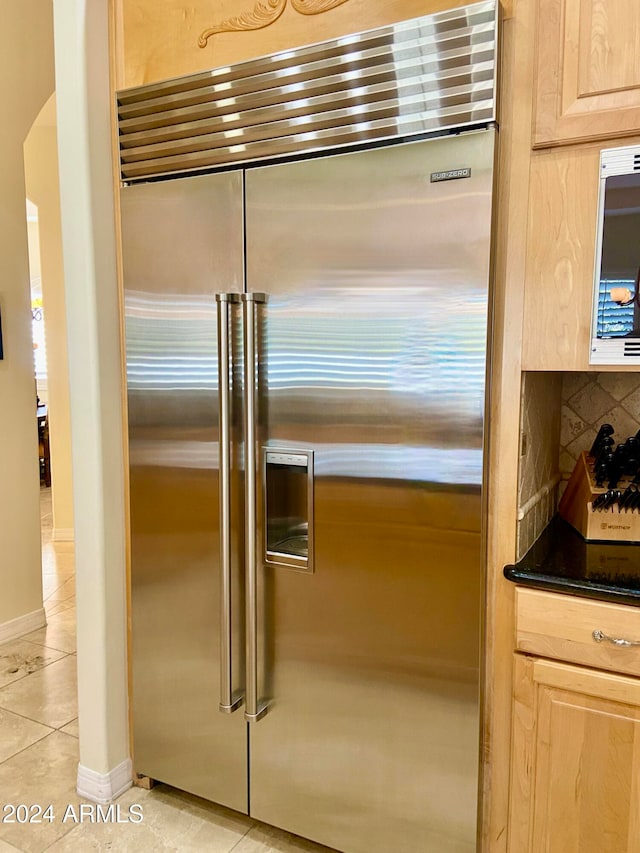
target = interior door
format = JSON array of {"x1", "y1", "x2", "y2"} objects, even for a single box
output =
[
  {"x1": 122, "y1": 173, "x2": 248, "y2": 811},
  {"x1": 245, "y1": 131, "x2": 495, "y2": 852}
]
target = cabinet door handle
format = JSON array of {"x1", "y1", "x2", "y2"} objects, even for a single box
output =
[{"x1": 592, "y1": 629, "x2": 640, "y2": 648}]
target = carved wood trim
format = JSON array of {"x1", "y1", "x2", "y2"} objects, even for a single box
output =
[
  {"x1": 290, "y1": 0, "x2": 351, "y2": 15},
  {"x1": 199, "y1": 0, "x2": 352, "y2": 49},
  {"x1": 198, "y1": 0, "x2": 287, "y2": 49}
]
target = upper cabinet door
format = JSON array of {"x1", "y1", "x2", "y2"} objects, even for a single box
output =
[{"x1": 534, "y1": 0, "x2": 640, "y2": 147}]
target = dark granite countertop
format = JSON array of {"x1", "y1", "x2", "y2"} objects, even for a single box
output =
[{"x1": 504, "y1": 516, "x2": 640, "y2": 606}]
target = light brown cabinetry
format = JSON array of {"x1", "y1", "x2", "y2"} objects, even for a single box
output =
[
  {"x1": 522, "y1": 143, "x2": 600, "y2": 370},
  {"x1": 522, "y1": 0, "x2": 640, "y2": 369},
  {"x1": 534, "y1": 0, "x2": 640, "y2": 148},
  {"x1": 509, "y1": 589, "x2": 640, "y2": 853},
  {"x1": 515, "y1": 587, "x2": 640, "y2": 676},
  {"x1": 509, "y1": 654, "x2": 640, "y2": 853},
  {"x1": 521, "y1": 135, "x2": 640, "y2": 371}
]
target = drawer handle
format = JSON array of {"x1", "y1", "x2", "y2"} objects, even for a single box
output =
[{"x1": 592, "y1": 629, "x2": 640, "y2": 648}]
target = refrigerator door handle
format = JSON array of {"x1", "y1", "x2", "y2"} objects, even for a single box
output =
[
  {"x1": 216, "y1": 293, "x2": 243, "y2": 714},
  {"x1": 242, "y1": 292, "x2": 269, "y2": 723}
]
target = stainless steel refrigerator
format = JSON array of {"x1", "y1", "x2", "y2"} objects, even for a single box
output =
[{"x1": 120, "y1": 5, "x2": 497, "y2": 851}]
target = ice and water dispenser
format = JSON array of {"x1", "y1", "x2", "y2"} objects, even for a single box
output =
[{"x1": 263, "y1": 448, "x2": 314, "y2": 572}]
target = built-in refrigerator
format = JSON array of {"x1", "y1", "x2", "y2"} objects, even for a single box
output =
[{"x1": 120, "y1": 4, "x2": 497, "y2": 851}]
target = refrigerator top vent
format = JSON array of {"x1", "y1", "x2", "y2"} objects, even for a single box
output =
[{"x1": 116, "y1": 0, "x2": 498, "y2": 182}]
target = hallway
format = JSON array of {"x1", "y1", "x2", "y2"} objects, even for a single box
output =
[{"x1": 0, "y1": 489, "x2": 329, "y2": 852}]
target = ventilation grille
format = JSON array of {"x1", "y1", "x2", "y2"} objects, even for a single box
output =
[
  {"x1": 624, "y1": 341, "x2": 640, "y2": 357},
  {"x1": 117, "y1": 0, "x2": 497, "y2": 182},
  {"x1": 601, "y1": 145, "x2": 640, "y2": 177}
]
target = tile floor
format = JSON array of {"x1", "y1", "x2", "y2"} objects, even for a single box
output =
[{"x1": 0, "y1": 488, "x2": 332, "y2": 852}]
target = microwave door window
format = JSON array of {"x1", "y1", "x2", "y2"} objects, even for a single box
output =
[{"x1": 597, "y1": 172, "x2": 640, "y2": 339}]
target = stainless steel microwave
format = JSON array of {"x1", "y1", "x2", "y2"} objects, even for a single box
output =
[{"x1": 591, "y1": 144, "x2": 640, "y2": 365}]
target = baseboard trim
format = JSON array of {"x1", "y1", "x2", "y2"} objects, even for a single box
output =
[
  {"x1": 52, "y1": 528, "x2": 75, "y2": 542},
  {"x1": 77, "y1": 758, "x2": 133, "y2": 804},
  {"x1": 0, "y1": 608, "x2": 46, "y2": 645}
]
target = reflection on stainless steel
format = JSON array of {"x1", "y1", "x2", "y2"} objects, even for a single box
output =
[
  {"x1": 282, "y1": 443, "x2": 482, "y2": 486},
  {"x1": 125, "y1": 291, "x2": 218, "y2": 390},
  {"x1": 247, "y1": 131, "x2": 494, "y2": 852},
  {"x1": 121, "y1": 102, "x2": 494, "y2": 179},
  {"x1": 242, "y1": 293, "x2": 269, "y2": 723},
  {"x1": 117, "y1": 0, "x2": 497, "y2": 180},
  {"x1": 123, "y1": 174, "x2": 248, "y2": 811},
  {"x1": 217, "y1": 294, "x2": 244, "y2": 714},
  {"x1": 119, "y1": 80, "x2": 493, "y2": 159},
  {"x1": 262, "y1": 282, "x2": 486, "y2": 402},
  {"x1": 122, "y1": 5, "x2": 496, "y2": 852},
  {"x1": 119, "y1": 61, "x2": 494, "y2": 146},
  {"x1": 128, "y1": 439, "x2": 219, "y2": 470},
  {"x1": 126, "y1": 438, "x2": 482, "y2": 485}
]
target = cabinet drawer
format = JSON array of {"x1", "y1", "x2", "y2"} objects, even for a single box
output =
[{"x1": 515, "y1": 587, "x2": 640, "y2": 677}]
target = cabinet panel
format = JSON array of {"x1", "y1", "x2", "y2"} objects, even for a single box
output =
[
  {"x1": 534, "y1": 0, "x2": 640, "y2": 147},
  {"x1": 522, "y1": 144, "x2": 600, "y2": 370},
  {"x1": 509, "y1": 655, "x2": 640, "y2": 853},
  {"x1": 578, "y1": 0, "x2": 640, "y2": 97},
  {"x1": 516, "y1": 588, "x2": 640, "y2": 677},
  {"x1": 521, "y1": 135, "x2": 640, "y2": 370}
]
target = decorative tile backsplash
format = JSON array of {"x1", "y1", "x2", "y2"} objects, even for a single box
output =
[
  {"x1": 516, "y1": 371, "x2": 640, "y2": 560},
  {"x1": 559, "y1": 373, "x2": 640, "y2": 493}
]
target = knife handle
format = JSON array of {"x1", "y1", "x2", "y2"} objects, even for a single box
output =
[
  {"x1": 594, "y1": 445, "x2": 613, "y2": 467},
  {"x1": 620, "y1": 486, "x2": 637, "y2": 512},
  {"x1": 594, "y1": 451, "x2": 614, "y2": 485},
  {"x1": 607, "y1": 444, "x2": 628, "y2": 488},
  {"x1": 624, "y1": 436, "x2": 639, "y2": 474},
  {"x1": 605, "y1": 489, "x2": 622, "y2": 510},
  {"x1": 608, "y1": 473, "x2": 623, "y2": 490},
  {"x1": 589, "y1": 423, "x2": 614, "y2": 456},
  {"x1": 591, "y1": 436, "x2": 614, "y2": 466}
]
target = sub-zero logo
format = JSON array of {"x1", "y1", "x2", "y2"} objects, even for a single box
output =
[
  {"x1": 430, "y1": 168, "x2": 472, "y2": 182},
  {"x1": 601, "y1": 522, "x2": 631, "y2": 531}
]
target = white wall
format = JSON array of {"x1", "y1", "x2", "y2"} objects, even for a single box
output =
[
  {"x1": 53, "y1": 0, "x2": 130, "y2": 793},
  {"x1": 0, "y1": 1, "x2": 55, "y2": 631},
  {"x1": 24, "y1": 110, "x2": 75, "y2": 540},
  {"x1": 0, "y1": 0, "x2": 129, "y2": 797}
]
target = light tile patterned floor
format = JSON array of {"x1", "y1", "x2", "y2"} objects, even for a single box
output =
[{"x1": 0, "y1": 489, "x2": 332, "y2": 853}]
